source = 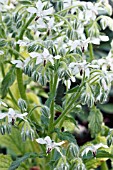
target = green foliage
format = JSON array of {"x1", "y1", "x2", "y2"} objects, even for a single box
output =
[
  {"x1": 0, "y1": 154, "x2": 12, "y2": 170},
  {"x1": 9, "y1": 152, "x2": 40, "y2": 170},
  {"x1": 1, "y1": 67, "x2": 16, "y2": 98},
  {"x1": 88, "y1": 107, "x2": 103, "y2": 138}
]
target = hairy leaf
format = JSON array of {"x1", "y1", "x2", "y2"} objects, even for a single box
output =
[
  {"x1": 1, "y1": 67, "x2": 16, "y2": 98},
  {"x1": 0, "y1": 154, "x2": 12, "y2": 170},
  {"x1": 88, "y1": 107, "x2": 103, "y2": 138},
  {"x1": 9, "y1": 152, "x2": 41, "y2": 170}
]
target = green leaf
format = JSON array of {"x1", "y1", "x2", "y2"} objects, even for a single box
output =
[
  {"x1": 19, "y1": 0, "x2": 32, "y2": 5},
  {"x1": 55, "y1": 104, "x2": 63, "y2": 112},
  {"x1": 96, "y1": 150, "x2": 113, "y2": 158},
  {"x1": 98, "y1": 103, "x2": 113, "y2": 114},
  {"x1": 0, "y1": 154, "x2": 12, "y2": 170},
  {"x1": 88, "y1": 107, "x2": 103, "y2": 138},
  {"x1": 67, "y1": 85, "x2": 79, "y2": 94},
  {"x1": 65, "y1": 116, "x2": 78, "y2": 127},
  {"x1": 55, "y1": 129, "x2": 76, "y2": 143},
  {"x1": 0, "y1": 128, "x2": 34, "y2": 155},
  {"x1": 1, "y1": 66, "x2": 16, "y2": 98},
  {"x1": 9, "y1": 152, "x2": 41, "y2": 170}
]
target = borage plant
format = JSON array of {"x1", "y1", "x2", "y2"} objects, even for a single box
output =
[{"x1": 0, "y1": 0, "x2": 113, "y2": 169}]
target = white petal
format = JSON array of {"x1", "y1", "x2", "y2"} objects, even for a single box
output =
[
  {"x1": 95, "y1": 143, "x2": 108, "y2": 149},
  {"x1": 29, "y1": 52, "x2": 39, "y2": 58},
  {"x1": 54, "y1": 141, "x2": 65, "y2": 147},
  {"x1": 44, "y1": 136, "x2": 52, "y2": 144},
  {"x1": 54, "y1": 55, "x2": 61, "y2": 59},
  {"x1": 36, "y1": 0, "x2": 44, "y2": 11},
  {"x1": 91, "y1": 38, "x2": 100, "y2": 45},
  {"x1": 55, "y1": 147, "x2": 64, "y2": 158},
  {"x1": 8, "y1": 108, "x2": 15, "y2": 115},
  {"x1": 36, "y1": 138, "x2": 47, "y2": 144},
  {"x1": 43, "y1": 48, "x2": 49, "y2": 58},
  {"x1": 99, "y1": 35, "x2": 109, "y2": 42},
  {"x1": 0, "y1": 113, "x2": 7, "y2": 119},
  {"x1": 36, "y1": 58, "x2": 43, "y2": 65},
  {"x1": 42, "y1": 7, "x2": 54, "y2": 16},
  {"x1": 27, "y1": 7, "x2": 37, "y2": 14},
  {"x1": 11, "y1": 60, "x2": 23, "y2": 69}
]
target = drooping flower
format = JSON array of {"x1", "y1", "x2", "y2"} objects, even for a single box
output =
[
  {"x1": 81, "y1": 143, "x2": 108, "y2": 157},
  {"x1": 0, "y1": 108, "x2": 28, "y2": 125},
  {"x1": 36, "y1": 136, "x2": 65, "y2": 155},
  {"x1": 69, "y1": 60, "x2": 90, "y2": 78},
  {"x1": 29, "y1": 48, "x2": 54, "y2": 65}
]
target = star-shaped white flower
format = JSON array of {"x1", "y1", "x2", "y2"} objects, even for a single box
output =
[
  {"x1": 27, "y1": 0, "x2": 54, "y2": 18},
  {"x1": 36, "y1": 136, "x2": 65, "y2": 155},
  {"x1": 29, "y1": 48, "x2": 54, "y2": 65},
  {"x1": 68, "y1": 38, "x2": 90, "y2": 52},
  {"x1": 11, "y1": 58, "x2": 30, "y2": 69},
  {"x1": 0, "y1": 108, "x2": 28, "y2": 125},
  {"x1": 69, "y1": 60, "x2": 90, "y2": 78},
  {"x1": 81, "y1": 143, "x2": 108, "y2": 157}
]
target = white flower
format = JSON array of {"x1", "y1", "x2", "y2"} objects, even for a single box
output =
[
  {"x1": 16, "y1": 40, "x2": 28, "y2": 47},
  {"x1": 29, "y1": 48, "x2": 54, "y2": 65},
  {"x1": 27, "y1": 0, "x2": 54, "y2": 18},
  {"x1": 68, "y1": 38, "x2": 90, "y2": 52},
  {"x1": 36, "y1": 136, "x2": 65, "y2": 155},
  {"x1": 69, "y1": 60, "x2": 90, "y2": 78},
  {"x1": 0, "y1": 108, "x2": 28, "y2": 124},
  {"x1": 64, "y1": 76, "x2": 76, "y2": 89},
  {"x1": 81, "y1": 143, "x2": 108, "y2": 157},
  {"x1": 11, "y1": 58, "x2": 30, "y2": 69}
]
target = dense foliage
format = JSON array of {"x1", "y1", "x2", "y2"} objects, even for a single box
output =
[{"x1": 0, "y1": 0, "x2": 113, "y2": 169}]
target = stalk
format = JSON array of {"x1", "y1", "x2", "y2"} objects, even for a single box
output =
[
  {"x1": 85, "y1": 28, "x2": 94, "y2": 62},
  {"x1": 53, "y1": 84, "x2": 83, "y2": 127},
  {"x1": 46, "y1": 73, "x2": 58, "y2": 107},
  {"x1": 15, "y1": 14, "x2": 36, "y2": 101},
  {"x1": 48, "y1": 100, "x2": 54, "y2": 135},
  {"x1": 101, "y1": 162, "x2": 108, "y2": 170}
]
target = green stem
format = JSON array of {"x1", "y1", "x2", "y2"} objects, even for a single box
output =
[
  {"x1": 15, "y1": 14, "x2": 36, "y2": 100},
  {"x1": 101, "y1": 162, "x2": 108, "y2": 170},
  {"x1": 28, "y1": 105, "x2": 42, "y2": 117},
  {"x1": 46, "y1": 73, "x2": 58, "y2": 107},
  {"x1": 89, "y1": 43, "x2": 94, "y2": 62},
  {"x1": 53, "y1": 84, "x2": 83, "y2": 127},
  {"x1": 8, "y1": 47, "x2": 24, "y2": 59},
  {"x1": 59, "y1": 101, "x2": 80, "y2": 128},
  {"x1": 8, "y1": 89, "x2": 18, "y2": 108},
  {"x1": 85, "y1": 28, "x2": 94, "y2": 62},
  {"x1": 48, "y1": 100, "x2": 54, "y2": 135},
  {"x1": 18, "y1": 13, "x2": 36, "y2": 41}
]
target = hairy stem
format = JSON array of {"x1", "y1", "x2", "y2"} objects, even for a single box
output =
[
  {"x1": 48, "y1": 100, "x2": 54, "y2": 135},
  {"x1": 53, "y1": 84, "x2": 83, "y2": 127},
  {"x1": 15, "y1": 14, "x2": 36, "y2": 100},
  {"x1": 85, "y1": 28, "x2": 94, "y2": 62}
]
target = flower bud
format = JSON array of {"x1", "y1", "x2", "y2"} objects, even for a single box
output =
[
  {"x1": 32, "y1": 71, "x2": 39, "y2": 82},
  {"x1": 0, "y1": 125, "x2": 5, "y2": 135},
  {"x1": 18, "y1": 98, "x2": 27, "y2": 112}
]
